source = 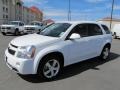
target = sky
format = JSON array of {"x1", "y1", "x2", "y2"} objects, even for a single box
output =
[{"x1": 23, "y1": 0, "x2": 120, "y2": 21}]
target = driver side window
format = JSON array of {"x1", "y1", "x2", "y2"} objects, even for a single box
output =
[
  {"x1": 19, "y1": 23, "x2": 24, "y2": 26},
  {"x1": 67, "y1": 24, "x2": 88, "y2": 39}
]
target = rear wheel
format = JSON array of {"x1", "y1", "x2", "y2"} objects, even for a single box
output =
[
  {"x1": 37, "y1": 55, "x2": 62, "y2": 80},
  {"x1": 100, "y1": 46, "x2": 110, "y2": 60}
]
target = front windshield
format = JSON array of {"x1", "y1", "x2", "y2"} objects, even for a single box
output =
[
  {"x1": 10, "y1": 22, "x2": 19, "y2": 25},
  {"x1": 30, "y1": 22, "x2": 34, "y2": 25},
  {"x1": 39, "y1": 23, "x2": 71, "y2": 37}
]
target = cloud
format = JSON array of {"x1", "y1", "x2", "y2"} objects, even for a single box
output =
[
  {"x1": 114, "y1": 5, "x2": 120, "y2": 10},
  {"x1": 23, "y1": 0, "x2": 48, "y2": 6},
  {"x1": 23, "y1": 0, "x2": 34, "y2": 2},
  {"x1": 43, "y1": 7, "x2": 95, "y2": 21},
  {"x1": 44, "y1": 9, "x2": 67, "y2": 17},
  {"x1": 85, "y1": 0, "x2": 107, "y2": 3}
]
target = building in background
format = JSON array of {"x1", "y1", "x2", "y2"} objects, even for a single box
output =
[
  {"x1": 43, "y1": 19, "x2": 54, "y2": 25},
  {"x1": 0, "y1": 0, "x2": 43, "y2": 25},
  {"x1": 23, "y1": 6, "x2": 43, "y2": 24},
  {"x1": 30, "y1": 6, "x2": 43, "y2": 22},
  {"x1": 97, "y1": 17, "x2": 120, "y2": 29}
]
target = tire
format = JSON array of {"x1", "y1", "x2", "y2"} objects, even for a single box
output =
[
  {"x1": 14, "y1": 29, "x2": 19, "y2": 36},
  {"x1": 2, "y1": 32, "x2": 6, "y2": 35},
  {"x1": 39, "y1": 29, "x2": 41, "y2": 32},
  {"x1": 113, "y1": 33, "x2": 117, "y2": 39},
  {"x1": 99, "y1": 46, "x2": 110, "y2": 60},
  {"x1": 37, "y1": 55, "x2": 62, "y2": 80},
  {"x1": 37, "y1": 29, "x2": 41, "y2": 34}
]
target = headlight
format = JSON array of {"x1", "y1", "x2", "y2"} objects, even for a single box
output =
[{"x1": 17, "y1": 45, "x2": 36, "y2": 59}]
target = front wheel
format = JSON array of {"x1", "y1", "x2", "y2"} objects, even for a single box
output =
[
  {"x1": 99, "y1": 46, "x2": 110, "y2": 60},
  {"x1": 37, "y1": 55, "x2": 62, "y2": 80},
  {"x1": 14, "y1": 29, "x2": 19, "y2": 36}
]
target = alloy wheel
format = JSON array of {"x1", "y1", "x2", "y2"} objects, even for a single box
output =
[
  {"x1": 103, "y1": 48, "x2": 109, "y2": 60},
  {"x1": 43, "y1": 59, "x2": 60, "y2": 79}
]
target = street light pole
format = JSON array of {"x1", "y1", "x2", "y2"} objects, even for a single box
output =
[
  {"x1": 68, "y1": 0, "x2": 71, "y2": 21},
  {"x1": 110, "y1": 0, "x2": 115, "y2": 30}
]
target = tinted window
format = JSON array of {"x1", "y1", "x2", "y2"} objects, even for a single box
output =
[
  {"x1": 102, "y1": 25, "x2": 111, "y2": 34},
  {"x1": 67, "y1": 24, "x2": 88, "y2": 39},
  {"x1": 19, "y1": 23, "x2": 24, "y2": 26},
  {"x1": 88, "y1": 24, "x2": 103, "y2": 36},
  {"x1": 78, "y1": 24, "x2": 88, "y2": 37}
]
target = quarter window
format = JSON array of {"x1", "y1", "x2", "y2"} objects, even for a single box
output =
[{"x1": 102, "y1": 25, "x2": 111, "y2": 34}]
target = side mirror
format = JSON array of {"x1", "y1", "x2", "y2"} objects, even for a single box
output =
[{"x1": 69, "y1": 33, "x2": 81, "y2": 40}]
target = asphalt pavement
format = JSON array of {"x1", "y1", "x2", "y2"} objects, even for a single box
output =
[{"x1": 0, "y1": 34, "x2": 120, "y2": 90}]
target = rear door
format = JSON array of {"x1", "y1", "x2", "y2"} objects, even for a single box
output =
[{"x1": 87, "y1": 24, "x2": 104, "y2": 57}]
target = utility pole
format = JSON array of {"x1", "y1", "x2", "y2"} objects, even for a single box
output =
[
  {"x1": 68, "y1": 0, "x2": 71, "y2": 21},
  {"x1": 110, "y1": 0, "x2": 115, "y2": 30}
]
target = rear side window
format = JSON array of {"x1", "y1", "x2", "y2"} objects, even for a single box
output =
[
  {"x1": 102, "y1": 25, "x2": 111, "y2": 34},
  {"x1": 88, "y1": 24, "x2": 103, "y2": 36}
]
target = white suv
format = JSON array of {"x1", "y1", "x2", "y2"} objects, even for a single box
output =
[
  {"x1": 1, "y1": 21, "x2": 24, "y2": 35},
  {"x1": 5, "y1": 21, "x2": 112, "y2": 80}
]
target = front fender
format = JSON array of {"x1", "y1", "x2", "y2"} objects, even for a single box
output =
[{"x1": 33, "y1": 46, "x2": 63, "y2": 74}]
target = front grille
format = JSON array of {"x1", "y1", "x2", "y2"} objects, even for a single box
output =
[
  {"x1": 1, "y1": 27, "x2": 5, "y2": 29},
  {"x1": 25, "y1": 27, "x2": 35, "y2": 30},
  {"x1": 2, "y1": 27, "x2": 11, "y2": 29},
  {"x1": 8, "y1": 48, "x2": 15, "y2": 55}
]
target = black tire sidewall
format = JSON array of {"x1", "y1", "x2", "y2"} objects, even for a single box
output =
[{"x1": 15, "y1": 29, "x2": 19, "y2": 35}]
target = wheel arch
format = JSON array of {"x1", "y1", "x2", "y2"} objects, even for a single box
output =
[
  {"x1": 15, "y1": 28, "x2": 19, "y2": 30},
  {"x1": 99, "y1": 42, "x2": 111, "y2": 56},
  {"x1": 104, "y1": 43, "x2": 111, "y2": 49},
  {"x1": 34, "y1": 51, "x2": 64, "y2": 74}
]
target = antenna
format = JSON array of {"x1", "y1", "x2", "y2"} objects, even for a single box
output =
[{"x1": 110, "y1": 0, "x2": 115, "y2": 30}]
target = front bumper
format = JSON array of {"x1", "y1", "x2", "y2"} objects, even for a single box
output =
[{"x1": 5, "y1": 49, "x2": 35, "y2": 75}]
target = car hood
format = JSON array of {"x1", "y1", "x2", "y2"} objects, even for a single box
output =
[
  {"x1": 1, "y1": 24, "x2": 16, "y2": 27},
  {"x1": 10, "y1": 34, "x2": 59, "y2": 47},
  {"x1": 24, "y1": 25, "x2": 39, "y2": 28}
]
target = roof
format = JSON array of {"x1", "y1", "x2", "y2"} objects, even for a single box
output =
[
  {"x1": 43, "y1": 19, "x2": 54, "y2": 23},
  {"x1": 30, "y1": 6, "x2": 43, "y2": 14},
  {"x1": 98, "y1": 17, "x2": 120, "y2": 22},
  {"x1": 56, "y1": 21, "x2": 101, "y2": 25},
  {"x1": 10, "y1": 21, "x2": 23, "y2": 22}
]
